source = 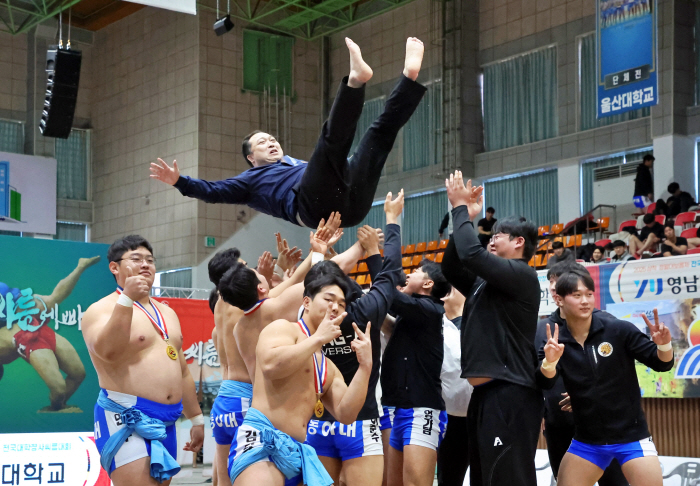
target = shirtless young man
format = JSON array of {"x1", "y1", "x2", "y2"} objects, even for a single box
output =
[
  {"x1": 208, "y1": 248, "x2": 246, "y2": 486},
  {"x1": 81, "y1": 235, "x2": 205, "y2": 485},
  {"x1": 0, "y1": 256, "x2": 100, "y2": 412},
  {"x1": 229, "y1": 272, "x2": 373, "y2": 486}
]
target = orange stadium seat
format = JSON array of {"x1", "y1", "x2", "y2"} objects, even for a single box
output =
[
  {"x1": 534, "y1": 253, "x2": 548, "y2": 267},
  {"x1": 402, "y1": 257, "x2": 412, "y2": 268},
  {"x1": 565, "y1": 234, "x2": 582, "y2": 247},
  {"x1": 550, "y1": 223, "x2": 564, "y2": 234},
  {"x1": 356, "y1": 274, "x2": 367, "y2": 286},
  {"x1": 438, "y1": 239, "x2": 448, "y2": 249},
  {"x1": 427, "y1": 240, "x2": 438, "y2": 252},
  {"x1": 538, "y1": 226, "x2": 550, "y2": 236},
  {"x1": 404, "y1": 268, "x2": 411, "y2": 274},
  {"x1": 404, "y1": 244, "x2": 416, "y2": 255},
  {"x1": 358, "y1": 262, "x2": 368, "y2": 273},
  {"x1": 416, "y1": 242, "x2": 427, "y2": 253},
  {"x1": 528, "y1": 256, "x2": 535, "y2": 266},
  {"x1": 424, "y1": 253, "x2": 435, "y2": 261},
  {"x1": 411, "y1": 255, "x2": 422, "y2": 266},
  {"x1": 436, "y1": 252, "x2": 444, "y2": 263}
]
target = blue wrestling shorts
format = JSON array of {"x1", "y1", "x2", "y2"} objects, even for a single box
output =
[
  {"x1": 379, "y1": 406, "x2": 395, "y2": 431},
  {"x1": 210, "y1": 380, "x2": 253, "y2": 446},
  {"x1": 93, "y1": 389, "x2": 181, "y2": 474},
  {"x1": 567, "y1": 437, "x2": 658, "y2": 470},
  {"x1": 305, "y1": 418, "x2": 383, "y2": 461},
  {"x1": 389, "y1": 407, "x2": 447, "y2": 452}
]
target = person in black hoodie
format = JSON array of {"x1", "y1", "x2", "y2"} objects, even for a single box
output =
[
  {"x1": 441, "y1": 171, "x2": 542, "y2": 486},
  {"x1": 633, "y1": 154, "x2": 654, "y2": 201},
  {"x1": 535, "y1": 262, "x2": 628, "y2": 486},
  {"x1": 538, "y1": 271, "x2": 674, "y2": 486}
]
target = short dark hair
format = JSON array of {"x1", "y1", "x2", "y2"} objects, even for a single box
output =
[
  {"x1": 592, "y1": 246, "x2": 603, "y2": 254},
  {"x1": 486, "y1": 207, "x2": 495, "y2": 214},
  {"x1": 642, "y1": 213, "x2": 655, "y2": 225},
  {"x1": 107, "y1": 235, "x2": 153, "y2": 263},
  {"x1": 643, "y1": 154, "x2": 655, "y2": 162},
  {"x1": 492, "y1": 216, "x2": 538, "y2": 260},
  {"x1": 612, "y1": 239, "x2": 627, "y2": 248},
  {"x1": 667, "y1": 182, "x2": 680, "y2": 193},
  {"x1": 304, "y1": 272, "x2": 350, "y2": 302},
  {"x1": 208, "y1": 288, "x2": 219, "y2": 314},
  {"x1": 664, "y1": 223, "x2": 675, "y2": 230},
  {"x1": 304, "y1": 260, "x2": 362, "y2": 302},
  {"x1": 546, "y1": 261, "x2": 590, "y2": 280},
  {"x1": 219, "y1": 262, "x2": 261, "y2": 311},
  {"x1": 556, "y1": 271, "x2": 595, "y2": 298},
  {"x1": 551, "y1": 241, "x2": 564, "y2": 250},
  {"x1": 242, "y1": 130, "x2": 264, "y2": 167},
  {"x1": 418, "y1": 260, "x2": 451, "y2": 299},
  {"x1": 208, "y1": 248, "x2": 242, "y2": 288},
  {"x1": 621, "y1": 225, "x2": 638, "y2": 237}
]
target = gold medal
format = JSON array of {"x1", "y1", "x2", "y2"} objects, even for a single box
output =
[
  {"x1": 166, "y1": 340, "x2": 178, "y2": 360},
  {"x1": 314, "y1": 397, "x2": 324, "y2": 418}
]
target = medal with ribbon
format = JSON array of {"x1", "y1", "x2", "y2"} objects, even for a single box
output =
[
  {"x1": 297, "y1": 318, "x2": 327, "y2": 418},
  {"x1": 117, "y1": 286, "x2": 178, "y2": 360}
]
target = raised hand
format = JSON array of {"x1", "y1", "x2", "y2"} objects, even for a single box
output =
[
  {"x1": 314, "y1": 303, "x2": 345, "y2": 345},
  {"x1": 445, "y1": 171, "x2": 483, "y2": 221},
  {"x1": 327, "y1": 229, "x2": 344, "y2": 249},
  {"x1": 357, "y1": 225, "x2": 380, "y2": 254},
  {"x1": 643, "y1": 309, "x2": 671, "y2": 346},
  {"x1": 150, "y1": 158, "x2": 180, "y2": 186},
  {"x1": 351, "y1": 322, "x2": 372, "y2": 368},
  {"x1": 257, "y1": 251, "x2": 275, "y2": 284},
  {"x1": 310, "y1": 212, "x2": 342, "y2": 254},
  {"x1": 544, "y1": 323, "x2": 565, "y2": 364},
  {"x1": 121, "y1": 265, "x2": 150, "y2": 301},
  {"x1": 384, "y1": 190, "x2": 404, "y2": 225}
]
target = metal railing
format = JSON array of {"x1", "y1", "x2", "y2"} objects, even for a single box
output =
[{"x1": 151, "y1": 286, "x2": 211, "y2": 300}]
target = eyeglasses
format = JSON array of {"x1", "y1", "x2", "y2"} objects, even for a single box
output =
[
  {"x1": 117, "y1": 255, "x2": 157, "y2": 266},
  {"x1": 490, "y1": 233, "x2": 509, "y2": 242}
]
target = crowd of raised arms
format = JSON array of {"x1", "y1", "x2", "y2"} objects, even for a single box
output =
[{"x1": 81, "y1": 35, "x2": 675, "y2": 486}]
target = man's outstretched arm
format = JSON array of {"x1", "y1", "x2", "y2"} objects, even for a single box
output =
[
  {"x1": 35, "y1": 256, "x2": 101, "y2": 310},
  {"x1": 150, "y1": 158, "x2": 250, "y2": 204}
]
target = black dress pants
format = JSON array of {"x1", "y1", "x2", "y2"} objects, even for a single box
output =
[{"x1": 297, "y1": 75, "x2": 427, "y2": 227}]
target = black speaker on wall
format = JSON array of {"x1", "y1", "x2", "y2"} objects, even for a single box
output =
[{"x1": 40, "y1": 46, "x2": 82, "y2": 139}]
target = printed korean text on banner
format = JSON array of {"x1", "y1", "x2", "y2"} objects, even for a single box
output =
[
  {"x1": 537, "y1": 254, "x2": 700, "y2": 398},
  {"x1": 0, "y1": 152, "x2": 57, "y2": 234},
  {"x1": 596, "y1": 0, "x2": 658, "y2": 118}
]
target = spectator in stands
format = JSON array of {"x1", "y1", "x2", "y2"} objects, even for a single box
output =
[
  {"x1": 666, "y1": 182, "x2": 696, "y2": 217},
  {"x1": 590, "y1": 247, "x2": 606, "y2": 265},
  {"x1": 687, "y1": 228, "x2": 700, "y2": 250},
  {"x1": 653, "y1": 199, "x2": 669, "y2": 217},
  {"x1": 633, "y1": 154, "x2": 654, "y2": 201},
  {"x1": 548, "y1": 241, "x2": 575, "y2": 268},
  {"x1": 477, "y1": 207, "x2": 497, "y2": 248},
  {"x1": 660, "y1": 224, "x2": 688, "y2": 257},
  {"x1": 628, "y1": 214, "x2": 663, "y2": 257},
  {"x1": 610, "y1": 240, "x2": 633, "y2": 262},
  {"x1": 439, "y1": 212, "x2": 451, "y2": 239}
]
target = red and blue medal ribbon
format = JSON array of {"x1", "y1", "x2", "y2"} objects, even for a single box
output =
[
  {"x1": 116, "y1": 286, "x2": 169, "y2": 341},
  {"x1": 297, "y1": 318, "x2": 327, "y2": 393},
  {"x1": 244, "y1": 299, "x2": 268, "y2": 315}
]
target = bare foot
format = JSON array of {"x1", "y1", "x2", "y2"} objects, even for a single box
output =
[
  {"x1": 346, "y1": 37, "x2": 373, "y2": 88},
  {"x1": 403, "y1": 37, "x2": 424, "y2": 81}
]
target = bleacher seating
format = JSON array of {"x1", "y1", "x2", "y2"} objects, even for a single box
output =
[
  {"x1": 595, "y1": 239, "x2": 611, "y2": 247},
  {"x1": 675, "y1": 212, "x2": 697, "y2": 230},
  {"x1": 688, "y1": 248, "x2": 700, "y2": 255},
  {"x1": 681, "y1": 228, "x2": 698, "y2": 239},
  {"x1": 538, "y1": 226, "x2": 550, "y2": 236},
  {"x1": 646, "y1": 202, "x2": 657, "y2": 214}
]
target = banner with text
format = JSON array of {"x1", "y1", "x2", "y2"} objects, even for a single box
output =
[
  {"x1": 596, "y1": 0, "x2": 658, "y2": 118},
  {"x1": 538, "y1": 254, "x2": 700, "y2": 398}
]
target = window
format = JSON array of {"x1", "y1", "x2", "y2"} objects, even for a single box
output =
[
  {"x1": 0, "y1": 120, "x2": 24, "y2": 154},
  {"x1": 158, "y1": 268, "x2": 193, "y2": 289},
  {"x1": 56, "y1": 221, "x2": 87, "y2": 242},
  {"x1": 403, "y1": 81, "x2": 442, "y2": 171},
  {"x1": 333, "y1": 203, "x2": 384, "y2": 253},
  {"x1": 55, "y1": 129, "x2": 89, "y2": 201},
  {"x1": 349, "y1": 97, "x2": 385, "y2": 155},
  {"x1": 484, "y1": 169, "x2": 559, "y2": 227},
  {"x1": 243, "y1": 30, "x2": 294, "y2": 93},
  {"x1": 482, "y1": 46, "x2": 558, "y2": 151},
  {"x1": 403, "y1": 190, "x2": 448, "y2": 244}
]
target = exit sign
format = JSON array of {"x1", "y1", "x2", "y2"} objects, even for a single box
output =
[{"x1": 205, "y1": 236, "x2": 216, "y2": 248}]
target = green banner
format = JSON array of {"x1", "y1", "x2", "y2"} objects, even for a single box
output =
[{"x1": 0, "y1": 236, "x2": 113, "y2": 433}]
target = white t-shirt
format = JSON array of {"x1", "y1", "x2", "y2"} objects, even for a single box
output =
[{"x1": 441, "y1": 316, "x2": 473, "y2": 417}]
